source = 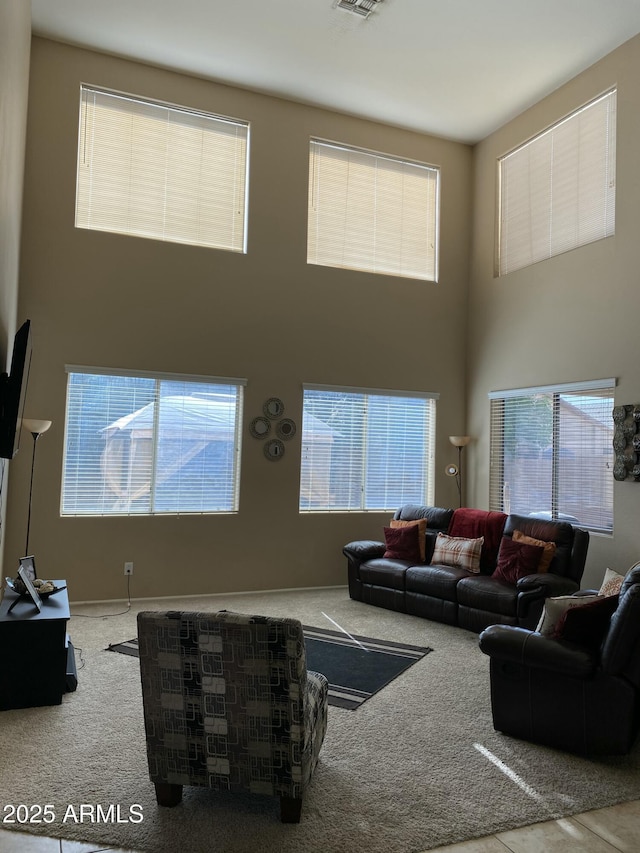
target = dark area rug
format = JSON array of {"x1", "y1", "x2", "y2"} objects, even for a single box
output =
[{"x1": 107, "y1": 624, "x2": 432, "y2": 709}]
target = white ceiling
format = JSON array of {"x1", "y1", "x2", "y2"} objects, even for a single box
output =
[{"x1": 30, "y1": 0, "x2": 640, "y2": 144}]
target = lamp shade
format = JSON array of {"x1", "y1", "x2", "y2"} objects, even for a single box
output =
[
  {"x1": 449, "y1": 435, "x2": 471, "y2": 448},
  {"x1": 22, "y1": 419, "x2": 52, "y2": 436}
]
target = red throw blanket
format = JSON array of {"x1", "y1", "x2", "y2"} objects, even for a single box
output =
[{"x1": 449, "y1": 508, "x2": 507, "y2": 574}]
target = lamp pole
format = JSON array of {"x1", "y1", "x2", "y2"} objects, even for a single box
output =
[
  {"x1": 449, "y1": 435, "x2": 471, "y2": 508},
  {"x1": 22, "y1": 419, "x2": 52, "y2": 556}
]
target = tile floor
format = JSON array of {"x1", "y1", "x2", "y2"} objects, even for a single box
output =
[{"x1": 0, "y1": 798, "x2": 638, "y2": 852}]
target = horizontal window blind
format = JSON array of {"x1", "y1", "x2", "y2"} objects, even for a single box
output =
[
  {"x1": 62, "y1": 369, "x2": 244, "y2": 516},
  {"x1": 498, "y1": 89, "x2": 616, "y2": 276},
  {"x1": 489, "y1": 379, "x2": 615, "y2": 533},
  {"x1": 308, "y1": 139, "x2": 439, "y2": 281},
  {"x1": 76, "y1": 85, "x2": 249, "y2": 252},
  {"x1": 300, "y1": 386, "x2": 436, "y2": 512}
]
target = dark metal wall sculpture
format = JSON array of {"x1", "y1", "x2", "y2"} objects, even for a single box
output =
[{"x1": 613, "y1": 404, "x2": 640, "y2": 481}]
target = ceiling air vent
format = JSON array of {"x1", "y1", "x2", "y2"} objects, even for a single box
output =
[{"x1": 336, "y1": 0, "x2": 383, "y2": 19}]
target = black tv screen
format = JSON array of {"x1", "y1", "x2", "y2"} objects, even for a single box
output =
[{"x1": 0, "y1": 320, "x2": 32, "y2": 459}]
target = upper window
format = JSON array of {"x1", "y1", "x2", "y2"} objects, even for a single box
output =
[
  {"x1": 299, "y1": 385, "x2": 437, "y2": 512},
  {"x1": 61, "y1": 368, "x2": 245, "y2": 516},
  {"x1": 76, "y1": 85, "x2": 249, "y2": 252},
  {"x1": 498, "y1": 89, "x2": 616, "y2": 276},
  {"x1": 489, "y1": 379, "x2": 615, "y2": 533},
  {"x1": 307, "y1": 139, "x2": 440, "y2": 281}
]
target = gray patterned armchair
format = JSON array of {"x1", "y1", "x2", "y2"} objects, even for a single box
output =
[{"x1": 137, "y1": 610, "x2": 329, "y2": 822}]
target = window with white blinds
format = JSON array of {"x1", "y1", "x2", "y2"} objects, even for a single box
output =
[
  {"x1": 61, "y1": 368, "x2": 245, "y2": 515},
  {"x1": 299, "y1": 385, "x2": 437, "y2": 512},
  {"x1": 76, "y1": 85, "x2": 249, "y2": 252},
  {"x1": 498, "y1": 89, "x2": 616, "y2": 276},
  {"x1": 489, "y1": 379, "x2": 615, "y2": 533},
  {"x1": 307, "y1": 139, "x2": 440, "y2": 281}
]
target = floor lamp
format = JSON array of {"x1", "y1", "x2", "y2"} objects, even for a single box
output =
[
  {"x1": 22, "y1": 418, "x2": 52, "y2": 557},
  {"x1": 448, "y1": 435, "x2": 471, "y2": 508}
]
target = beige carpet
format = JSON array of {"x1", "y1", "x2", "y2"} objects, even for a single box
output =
[{"x1": 1, "y1": 586, "x2": 640, "y2": 853}]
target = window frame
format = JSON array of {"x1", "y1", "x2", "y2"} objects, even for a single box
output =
[
  {"x1": 61, "y1": 365, "x2": 246, "y2": 517},
  {"x1": 75, "y1": 84, "x2": 250, "y2": 253},
  {"x1": 497, "y1": 88, "x2": 617, "y2": 276},
  {"x1": 299, "y1": 383, "x2": 438, "y2": 513},
  {"x1": 307, "y1": 138, "x2": 440, "y2": 282},
  {"x1": 489, "y1": 378, "x2": 616, "y2": 534}
]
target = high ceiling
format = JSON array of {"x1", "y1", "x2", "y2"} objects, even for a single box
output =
[{"x1": 30, "y1": 0, "x2": 640, "y2": 144}]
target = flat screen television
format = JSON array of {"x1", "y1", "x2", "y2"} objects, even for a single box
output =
[{"x1": 0, "y1": 320, "x2": 32, "y2": 459}]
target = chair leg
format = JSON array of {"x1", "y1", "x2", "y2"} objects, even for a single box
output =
[
  {"x1": 280, "y1": 795, "x2": 303, "y2": 823},
  {"x1": 155, "y1": 782, "x2": 183, "y2": 807}
]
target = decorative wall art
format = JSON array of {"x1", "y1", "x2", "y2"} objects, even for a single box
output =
[
  {"x1": 612, "y1": 404, "x2": 640, "y2": 481},
  {"x1": 263, "y1": 397, "x2": 285, "y2": 419},
  {"x1": 249, "y1": 416, "x2": 271, "y2": 438},
  {"x1": 249, "y1": 399, "x2": 296, "y2": 461}
]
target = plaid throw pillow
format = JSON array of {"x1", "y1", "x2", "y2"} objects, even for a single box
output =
[{"x1": 431, "y1": 532, "x2": 484, "y2": 573}]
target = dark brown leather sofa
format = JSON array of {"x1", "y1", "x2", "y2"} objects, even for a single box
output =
[
  {"x1": 478, "y1": 564, "x2": 640, "y2": 754},
  {"x1": 343, "y1": 504, "x2": 590, "y2": 633}
]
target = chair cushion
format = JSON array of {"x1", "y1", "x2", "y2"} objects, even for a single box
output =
[
  {"x1": 492, "y1": 537, "x2": 544, "y2": 584},
  {"x1": 598, "y1": 567, "x2": 626, "y2": 597},
  {"x1": 432, "y1": 532, "x2": 484, "y2": 573},
  {"x1": 536, "y1": 594, "x2": 604, "y2": 636},
  {"x1": 389, "y1": 518, "x2": 428, "y2": 561},
  {"x1": 512, "y1": 529, "x2": 556, "y2": 573},
  {"x1": 456, "y1": 575, "x2": 519, "y2": 617},
  {"x1": 383, "y1": 524, "x2": 422, "y2": 563},
  {"x1": 552, "y1": 594, "x2": 619, "y2": 651}
]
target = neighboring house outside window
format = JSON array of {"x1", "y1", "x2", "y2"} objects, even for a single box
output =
[
  {"x1": 76, "y1": 85, "x2": 249, "y2": 252},
  {"x1": 299, "y1": 385, "x2": 437, "y2": 512},
  {"x1": 307, "y1": 138, "x2": 440, "y2": 281},
  {"x1": 489, "y1": 379, "x2": 615, "y2": 533},
  {"x1": 61, "y1": 368, "x2": 245, "y2": 515},
  {"x1": 498, "y1": 88, "x2": 616, "y2": 276}
]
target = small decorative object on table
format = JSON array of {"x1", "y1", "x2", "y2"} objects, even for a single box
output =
[{"x1": 6, "y1": 575, "x2": 66, "y2": 599}]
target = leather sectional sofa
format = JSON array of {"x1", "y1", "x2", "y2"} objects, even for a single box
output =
[{"x1": 343, "y1": 505, "x2": 590, "y2": 633}]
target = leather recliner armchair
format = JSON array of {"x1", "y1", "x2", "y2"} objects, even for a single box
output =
[{"x1": 478, "y1": 564, "x2": 640, "y2": 754}]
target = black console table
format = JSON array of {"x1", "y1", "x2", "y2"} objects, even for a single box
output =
[{"x1": 0, "y1": 580, "x2": 74, "y2": 710}]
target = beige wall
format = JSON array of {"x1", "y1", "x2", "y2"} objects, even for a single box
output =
[
  {"x1": 6, "y1": 38, "x2": 472, "y2": 601},
  {"x1": 0, "y1": 0, "x2": 31, "y2": 574},
  {"x1": 468, "y1": 33, "x2": 640, "y2": 589}
]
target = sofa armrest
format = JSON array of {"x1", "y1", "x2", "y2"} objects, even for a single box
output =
[
  {"x1": 343, "y1": 540, "x2": 386, "y2": 562},
  {"x1": 479, "y1": 624, "x2": 597, "y2": 678},
  {"x1": 516, "y1": 572, "x2": 579, "y2": 596}
]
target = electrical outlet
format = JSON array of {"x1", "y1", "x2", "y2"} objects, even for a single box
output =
[{"x1": 124, "y1": 561, "x2": 134, "y2": 576}]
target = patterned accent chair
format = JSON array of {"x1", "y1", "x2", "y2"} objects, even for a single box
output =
[{"x1": 137, "y1": 610, "x2": 329, "y2": 822}]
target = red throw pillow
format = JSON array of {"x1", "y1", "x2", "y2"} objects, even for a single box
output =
[
  {"x1": 492, "y1": 536, "x2": 544, "y2": 584},
  {"x1": 383, "y1": 525, "x2": 422, "y2": 562},
  {"x1": 553, "y1": 594, "x2": 619, "y2": 650}
]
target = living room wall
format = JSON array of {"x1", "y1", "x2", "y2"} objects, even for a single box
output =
[
  {"x1": 5, "y1": 37, "x2": 472, "y2": 601},
  {"x1": 0, "y1": 0, "x2": 31, "y2": 576},
  {"x1": 467, "y1": 32, "x2": 640, "y2": 589}
]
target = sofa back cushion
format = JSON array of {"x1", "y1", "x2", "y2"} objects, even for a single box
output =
[
  {"x1": 503, "y1": 514, "x2": 578, "y2": 580},
  {"x1": 448, "y1": 508, "x2": 507, "y2": 575},
  {"x1": 394, "y1": 505, "x2": 454, "y2": 564}
]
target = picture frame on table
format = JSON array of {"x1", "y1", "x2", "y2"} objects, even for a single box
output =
[
  {"x1": 16, "y1": 565, "x2": 42, "y2": 613},
  {"x1": 19, "y1": 555, "x2": 37, "y2": 583}
]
